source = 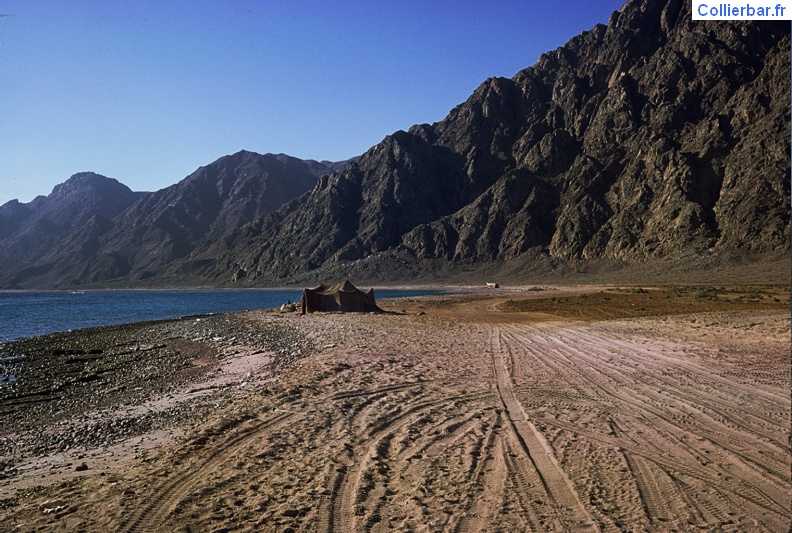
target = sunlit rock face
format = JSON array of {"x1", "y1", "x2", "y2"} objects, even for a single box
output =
[{"x1": 1, "y1": 0, "x2": 788, "y2": 288}]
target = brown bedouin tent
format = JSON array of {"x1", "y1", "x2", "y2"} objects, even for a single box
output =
[{"x1": 300, "y1": 280, "x2": 382, "y2": 314}]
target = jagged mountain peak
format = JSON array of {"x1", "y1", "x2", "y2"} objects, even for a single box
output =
[
  {"x1": 0, "y1": 0, "x2": 787, "y2": 288},
  {"x1": 50, "y1": 172, "x2": 133, "y2": 199},
  {"x1": 185, "y1": 0, "x2": 787, "y2": 286},
  {"x1": 0, "y1": 151, "x2": 355, "y2": 288}
]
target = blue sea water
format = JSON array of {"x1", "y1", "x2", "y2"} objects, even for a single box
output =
[{"x1": 0, "y1": 288, "x2": 440, "y2": 342}]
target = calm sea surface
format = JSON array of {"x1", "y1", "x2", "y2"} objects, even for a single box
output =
[{"x1": 0, "y1": 289, "x2": 440, "y2": 342}]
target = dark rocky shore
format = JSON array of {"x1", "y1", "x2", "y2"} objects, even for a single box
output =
[{"x1": 0, "y1": 311, "x2": 313, "y2": 487}]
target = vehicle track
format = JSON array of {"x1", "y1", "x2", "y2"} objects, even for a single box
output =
[
  {"x1": 490, "y1": 325, "x2": 600, "y2": 532},
  {"x1": 119, "y1": 410, "x2": 294, "y2": 533},
  {"x1": 453, "y1": 412, "x2": 503, "y2": 533},
  {"x1": 497, "y1": 320, "x2": 790, "y2": 530},
  {"x1": 320, "y1": 387, "x2": 488, "y2": 532},
  {"x1": 623, "y1": 452, "x2": 686, "y2": 526}
]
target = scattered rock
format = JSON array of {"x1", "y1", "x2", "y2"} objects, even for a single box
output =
[{"x1": 40, "y1": 499, "x2": 69, "y2": 514}]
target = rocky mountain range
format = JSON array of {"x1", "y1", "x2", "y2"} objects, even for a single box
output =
[
  {"x1": 0, "y1": 153, "x2": 346, "y2": 288},
  {"x1": 1, "y1": 0, "x2": 789, "y2": 289}
]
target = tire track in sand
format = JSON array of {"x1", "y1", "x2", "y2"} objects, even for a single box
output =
[
  {"x1": 505, "y1": 322, "x2": 790, "y2": 522},
  {"x1": 452, "y1": 411, "x2": 505, "y2": 533},
  {"x1": 320, "y1": 388, "x2": 487, "y2": 532},
  {"x1": 623, "y1": 452, "x2": 687, "y2": 526},
  {"x1": 490, "y1": 325, "x2": 599, "y2": 532},
  {"x1": 120, "y1": 410, "x2": 293, "y2": 533}
]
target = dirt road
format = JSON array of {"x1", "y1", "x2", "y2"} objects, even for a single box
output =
[{"x1": 2, "y1": 286, "x2": 790, "y2": 532}]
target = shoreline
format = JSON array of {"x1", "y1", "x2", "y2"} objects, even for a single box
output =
[
  {"x1": 1, "y1": 310, "x2": 313, "y2": 501},
  {"x1": 3, "y1": 281, "x2": 787, "y2": 343},
  {"x1": 1, "y1": 285, "x2": 789, "y2": 530},
  {"x1": 0, "y1": 286, "x2": 458, "y2": 344}
]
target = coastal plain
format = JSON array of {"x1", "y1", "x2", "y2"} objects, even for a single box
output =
[{"x1": 0, "y1": 285, "x2": 789, "y2": 532}]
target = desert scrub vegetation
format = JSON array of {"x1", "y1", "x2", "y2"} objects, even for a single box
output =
[{"x1": 693, "y1": 287, "x2": 718, "y2": 300}]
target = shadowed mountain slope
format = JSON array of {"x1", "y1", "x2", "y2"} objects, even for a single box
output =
[
  {"x1": 1, "y1": 0, "x2": 788, "y2": 288},
  {"x1": 176, "y1": 0, "x2": 789, "y2": 285},
  {"x1": 0, "y1": 152, "x2": 344, "y2": 288}
]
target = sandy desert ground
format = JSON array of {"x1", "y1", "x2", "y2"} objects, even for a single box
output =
[{"x1": 0, "y1": 285, "x2": 789, "y2": 532}]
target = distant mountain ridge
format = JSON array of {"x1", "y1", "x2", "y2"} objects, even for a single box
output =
[
  {"x1": 0, "y1": 0, "x2": 789, "y2": 289},
  {"x1": 0, "y1": 152, "x2": 349, "y2": 288},
  {"x1": 0, "y1": 173, "x2": 143, "y2": 277}
]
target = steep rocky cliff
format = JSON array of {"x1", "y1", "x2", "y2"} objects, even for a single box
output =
[
  {"x1": 185, "y1": 0, "x2": 789, "y2": 285},
  {"x1": 401, "y1": 0, "x2": 791, "y2": 264},
  {"x1": 1, "y1": 0, "x2": 788, "y2": 288}
]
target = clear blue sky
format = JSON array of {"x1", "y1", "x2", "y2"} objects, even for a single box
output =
[{"x1": 0, "y1": 0, "x2": 625, "y2": 205}]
